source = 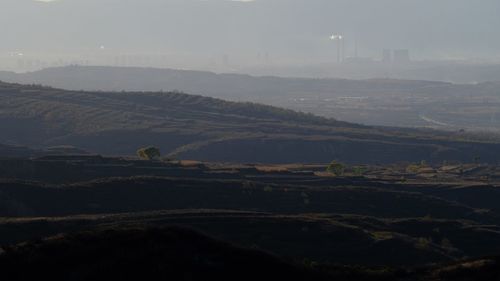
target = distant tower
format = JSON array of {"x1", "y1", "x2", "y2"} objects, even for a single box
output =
[
  {"x1": 330, "y1": 34, "x2": 345, "y2": 64},
  {"x1": 393, "y1": 49, "x2": 410, "y2": 64},
  {"x1": 382, "y1": 49, "x2": 392, "y2": 63},
  {"x1": 342, "y1": 37, "x2": 346, "y2": 62}
]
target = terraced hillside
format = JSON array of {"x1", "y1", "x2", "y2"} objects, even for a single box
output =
[
  {"x1": 1, "y1": 81, "x2": 500, "y2": 163},
  {"x1": 2, "y1": 156, "x2": 500, "y2": 267}
]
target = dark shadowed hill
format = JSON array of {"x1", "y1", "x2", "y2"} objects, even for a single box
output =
[
  {"x1": 0, "y1": 227, "x2": 330, "y2": 281},
  {"x1": 1, "y1": 81, "x2": 500, "y2": 163},
  {"x1": 1, "y1": 226, "x2": 499, "y2": 281},
  {"x1": 1, "y1": 157, "x2": 500, "y2": 271},
  {"x1": 2, "y1": 156, "x2": 500, "y2": 267},
  {"x1": 2, "y1": 209, "x2": 500, "y2": 266}
]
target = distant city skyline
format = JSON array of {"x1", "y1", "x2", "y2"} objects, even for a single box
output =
[{"x1": 1, "y1": 0, "x2": 500, "y2": 73}]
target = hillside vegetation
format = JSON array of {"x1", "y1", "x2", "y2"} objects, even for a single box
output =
[
  {"x1": 1, "y1": 81, "x2": 500, "y2": 163},
  {"x1": 2, "y1": 66, "x2": 500, "y2": 131}
]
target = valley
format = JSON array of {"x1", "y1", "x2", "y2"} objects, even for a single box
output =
[
  {"x1": 2, "y1": 66, "x2": 499, "y2": 131},
  {"x1": 1, "y1": 81, "x2": 499, "y2": 164}
]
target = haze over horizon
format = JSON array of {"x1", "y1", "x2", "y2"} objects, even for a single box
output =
[
  {"x1": 4, "y1": 2, "x2": 500, "y2": 280},
  {"x1": 2, "y1": 0, "x2": 500, "y2": 73}
]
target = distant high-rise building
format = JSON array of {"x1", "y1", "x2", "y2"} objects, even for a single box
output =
[
  {"x1": 382, "y1": 49, "x2": 392, "y2": 63},
  {"x1": 393, "y1": 49, "x2": 410, "y2": 64}
]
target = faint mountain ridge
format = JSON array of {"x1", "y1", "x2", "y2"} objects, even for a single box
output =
[
  {"x1": 2, "y1": 65, "x2": 499, "y2": 131},
  {"x1": 0, "y1": 65, "x2": 455, "y2": 98}
]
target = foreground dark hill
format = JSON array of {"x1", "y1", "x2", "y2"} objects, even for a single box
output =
[
  {"x1": 1, "y1": 81, "x2": 500, "y2": 163},
  {"x1": 2, "y1": 209, "x2": 500, "y2": 266},
  {"x1": 1, "y1": 226, "x2": 499, "y2": 281},
  {"x1": 0, "y1": 227, "x2": 329, "y2": 281}
]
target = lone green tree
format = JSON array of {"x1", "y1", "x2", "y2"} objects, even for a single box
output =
[
  {"x1": 136, "y1": 146, "x2": 161, "y2": 160},
  {"x1": 352, "y1": 166, "x2": 366, "y2": 176},
  {"x1": 326, "y1": 161, "x2": 345, "y2": 176}
]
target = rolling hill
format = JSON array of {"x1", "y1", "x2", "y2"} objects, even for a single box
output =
[
  {"x1": 1, "y1": 81, "x2": 500, "y2": 163},
  {"x1": 1, "y1": 65, "x2": 500, "y2": 130},
  {"x1": 2, "y1": 225, "x2": 499, "y2": 281},
  {"x1": 0, "y1": 226, "x2": 331, "y2": 281}
]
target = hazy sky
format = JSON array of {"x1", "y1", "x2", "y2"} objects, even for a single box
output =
[{"x1": 2, "y1": 0, "x2": 500, "y2": 62}]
